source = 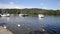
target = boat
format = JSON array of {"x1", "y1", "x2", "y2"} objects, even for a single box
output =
[
  {"x1": 38, "y1": 14, "x2": 44, "y2": 18},
  {"x1": 19, "y1": 9, "x2": 28, "y2": 17},
  {"x1": 0, "y1": 14, "x2": 10, "y2": 17},
  {"x1": 19, "y1": 14, "x2": 28, "y2": 17},
  {"x1": 0, "y1": 9, "x2": 10, "y2": 17}
]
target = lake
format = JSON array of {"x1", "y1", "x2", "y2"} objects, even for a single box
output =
[{"x1": 0, "y1": 15, "x2": 60, "y2": 34}]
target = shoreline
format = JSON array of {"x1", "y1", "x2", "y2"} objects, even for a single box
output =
[{"x1": 0, "y1": 26, "x2": 13, "y2": 34}]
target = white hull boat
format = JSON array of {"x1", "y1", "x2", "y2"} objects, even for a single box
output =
[
  {"x1": 19, "y1": 14, "x2": 28, "y2": 17},
  {"x1": 0, "y1": 14, "x2": 10, "y2": 17},
  {"x1": 38, "y1": 14, "x2": 44, "y2": 18}
]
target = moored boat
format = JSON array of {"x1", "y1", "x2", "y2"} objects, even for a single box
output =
[
  {"x1": 0, "y1": 14, "x2": 10, "y2": 17},
  {"x1": 19, "y1": 14, "x2": 28, "y2": 17},
  {"x1": 38, "y1": 14, "x2": 44, "y2": 18}
]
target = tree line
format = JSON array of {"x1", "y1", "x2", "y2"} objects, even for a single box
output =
[{"x1": 0, "y1": 8, "x2": 60, "y2": 15}]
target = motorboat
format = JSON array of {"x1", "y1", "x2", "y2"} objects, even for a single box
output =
[
  {"x1": 38, "y1": 14, "x2": 44, "y2": 18},
  {"x1": 0, "y1": 14, "x2": 10, "y2": 17}
]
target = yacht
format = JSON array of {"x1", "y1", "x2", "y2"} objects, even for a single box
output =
[{"x1": 19, "y1": 9, "x2": 28, "y2": 17}]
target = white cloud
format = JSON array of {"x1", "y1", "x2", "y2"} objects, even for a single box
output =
[
  {"x1": 0, "y1": 2, "x2": 33, "y2": 9},
  {"x1": 0, "y1": 2, "x2": 48, "y2": 9}
]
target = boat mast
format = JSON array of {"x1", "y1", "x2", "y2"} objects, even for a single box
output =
[
  {"x1": 1, "y1": 9, "x2": 4, "y2": 14},
  {"x1": 21, "y1": 9, "x2": 22, "y2": 14}
]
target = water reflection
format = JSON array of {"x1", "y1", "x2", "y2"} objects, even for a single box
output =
[
  {"x1": 6, "y1": 17, "x2": 10, "y2": 21},
  {"x1": 0, "y1": 16, "x2": 48, "y2": 34},
  {"x1": 0, "y1": 23, "x2": 6, "y2": 26},
  {"x1": 39, "y1": 17, "x2": 43, "y2": 20},
  {"x1": 0, "y1": 16, "x2": 60, "y2": 34},
  {"x1": 29, "y1": 30, "x2": 49, "y2": 34},
  {"x1": 38, "y1": 17, "x2": 45, "y2": 28}
]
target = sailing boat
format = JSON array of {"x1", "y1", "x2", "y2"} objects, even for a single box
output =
[
  {"x1": 0, "y1": 9, "x2": 10, "y2": 17},
  {"x1": 19, "y1": 9, "x2": 28, "y2": 17}
]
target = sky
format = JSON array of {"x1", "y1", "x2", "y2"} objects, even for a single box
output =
[{"x1": 0, "y1": 0, "x2": 60, "y2": 10}]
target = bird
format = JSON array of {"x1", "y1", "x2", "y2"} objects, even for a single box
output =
[{"x1": 18, "y1": 24, "x2": 21, "y2": 27}]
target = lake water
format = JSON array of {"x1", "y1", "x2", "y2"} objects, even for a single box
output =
[{"x1": 0, "y1": 16, "x2": 60, "y2": 34}]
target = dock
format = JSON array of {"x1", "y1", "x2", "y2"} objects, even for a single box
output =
[{"x1": 0, "y1": 26, "x2": 13, "y2": 34}]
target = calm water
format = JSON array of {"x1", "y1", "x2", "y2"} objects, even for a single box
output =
[{"x1": 0, "y1": 16, "x2": 60, "y2": 34}]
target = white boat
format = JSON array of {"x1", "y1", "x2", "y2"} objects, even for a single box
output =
[
  {"x1": 19, "y1": 14, "x2": 28, "y2": 17},
  {"x1": 0, "y1": 14, "x2": 10, "y2": 17},
  {"x1": 19, "y1": 14, "x2": 24, "y2": 16},
  {"x1": 38, "y1": 14, "x2": 44, "y2": 18},
  {"x1": 19, "y1": 9, "x2": 28, "y2": 17}
]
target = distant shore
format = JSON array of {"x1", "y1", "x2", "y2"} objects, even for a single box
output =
[{"x1": 0, "y1": 8, "x2": 60, "y2": 15}]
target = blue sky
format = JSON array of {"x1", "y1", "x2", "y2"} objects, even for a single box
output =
[{"x1": 0, "y1": 0, "x2": 60, "y2": 10}]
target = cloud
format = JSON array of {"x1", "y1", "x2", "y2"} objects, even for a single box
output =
[
  {"x1": 0, "y1": 2, "x2": 48, "y2": 9},
  {"x1": 0, "y1": 2, "x2": 33, "y2": 9}
]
